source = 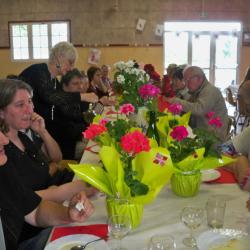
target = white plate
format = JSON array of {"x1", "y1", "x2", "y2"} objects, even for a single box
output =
[
  {"x1": 202, "y1": 169, "x2": 221, "y2": 182},
  {"x1": 197, "y1": 229, "x2": 248, "y2": 250},
  {"x1": 45, "y1": 234, "x2": 109, "y2": 250}
]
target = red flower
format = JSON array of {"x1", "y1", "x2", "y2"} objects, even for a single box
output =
[
  {"x1": 208, "y1": 117, "x2": 223, "y2": 128},
  {"x1": 83, "y1": 124, "x2": 107, "y2": 140},
  {"x1": 119, "y1": 103, "x2": 135, "y2": 115},
  {"x1": 170, "y1": 126, "x2": 189, "y2": 142},
  {"x1": 121, "y1": 130, "x2": 150, "y2": 155},
  {"x1": 168, "y1": 103, "x2": 183, "y2": 115},
  {"x1": 206, "y1": 111, "x2": 215, "y2": 119}
]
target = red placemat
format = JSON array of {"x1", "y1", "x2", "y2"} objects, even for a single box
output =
[
  {"x1": 50, "y1": 224, "x2": 108, "y2": 242},
  {"x1": 206, "y1": 168, "x2": 237, "y2": 184}
]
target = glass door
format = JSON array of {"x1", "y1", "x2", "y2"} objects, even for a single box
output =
[{"x1": 214, "y1": 34, "x2": 239, "y2": 90}]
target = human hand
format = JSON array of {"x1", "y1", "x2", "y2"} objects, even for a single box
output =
[
  {"x1": 99, "y1": 96, "x2": 117, "y2": 106},
  {"x1": 80, "y1": 92, "x2": 99, "y2": 103},
  {"x1": 30, "y1": 112, "x2": 46, "y2": 134},
  {"x1": 68, "y1": 191, "x2": 94, "y2": 222}
]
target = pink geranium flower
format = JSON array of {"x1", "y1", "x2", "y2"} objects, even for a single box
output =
[
  {"x1": 206, "y1": 111, "x2": 215, "y2": 119},
  {"x1": 119, "y1": 103, "x2": 135, "y2": 115},
  {"x1": 170, "y1": 126, "x2": 189, "y2": 142},
  {"x1": 121, "y1": 130, "x2": 150, "y2": 155},
  {"x1": 168, "y1": 103, "x2": 183, "y2": 115},
  {"x1": 83, "y1": 124, "x2": 107, "y2": 140},
  {"x1": 99, "y1": 118, "x2": 109, "y2": 126},
  {"x1": 139, "y1": 83, "x2": 160, "y2": 100},
  {"x1": 208, "y1": 117, "x2": 223, "y2": 128}
]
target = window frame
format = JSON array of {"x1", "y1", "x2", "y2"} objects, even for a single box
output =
[{"x1": 9, "y1": 20, "x2": 71, "y2": 62}]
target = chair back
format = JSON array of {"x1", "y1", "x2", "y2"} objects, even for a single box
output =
[{"x1": 226, "y1": 87, "x2": 236, "y2": 106}]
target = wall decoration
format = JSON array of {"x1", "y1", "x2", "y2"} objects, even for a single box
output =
[
  {"x1": 88, "y1": 48, "x2": 101, "y2": 64},
  {"x1": 136, "y1": 18, "x2": 146, "y2": 31},
  {"x1": 243, "y1": 32, "x2": 250, "y2": 46},
  {"x1": 155, "y1": 24, "x2": 164, "y2": 37}
]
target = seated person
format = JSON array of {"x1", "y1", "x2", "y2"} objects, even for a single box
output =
[
  {"x1": 223, "y1": 126, "x2": 250, "y2": 191},
  {"x1": 144, "y1": 64, "x2": 161, "y2": 88},
  {"x1": 161, "y1": 63, "x2": 177, "y2": 97},
  {"x1": 101, "y1": 64, "x2": 113, "y2": 92},
  {"x1": 0, "y1": 118, "x2": 94, "y2": 250},
  {"x1": 165, "y1": 66, "x2": 229, "y2": 141},
  {"x1": 87, "y1": 66, "x2": 116, "y2": 106},
  {"x1": 51, "y1": 69, "x2": 90, "y2": 160},
  {"x1": 171, "y1": 67, "x2": 190, "y2": 100}
]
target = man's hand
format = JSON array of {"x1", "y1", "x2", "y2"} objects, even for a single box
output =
[
  {"x1": 68, "y1": 191, "x2": 94, "y2": 222},
  {"x1": 80, "y1": 93, "x2": 99, "y2": 103}
]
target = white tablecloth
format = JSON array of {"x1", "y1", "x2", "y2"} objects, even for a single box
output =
[{"x1": 78, "y1": 142, "x2": 250, "y2": 249}]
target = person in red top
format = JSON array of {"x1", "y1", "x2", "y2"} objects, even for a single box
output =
[
  {"x1": 143, "y1": 64, "x2": 161, "y2": 88},
  {"x1": 161, "y1": 63, "x2": 177, "y2": 97}
]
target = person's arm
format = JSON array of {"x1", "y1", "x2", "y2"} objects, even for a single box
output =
[
  {"x1": 168, "y1": 86, "x2": 219, "y2": 115},
  {"x1": 25, "y1": 191, "x2": 94, "y2": 227},
  {"x1": 30, "y1": 112, "x2": 62, "y2": 162},
  {"x1": 35, "y1": 180, "x2": 88, "y2": 203}
]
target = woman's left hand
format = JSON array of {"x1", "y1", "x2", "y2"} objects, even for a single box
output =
[{"x1": 30, "y1": 112, "x2": 46, "y2": 134}]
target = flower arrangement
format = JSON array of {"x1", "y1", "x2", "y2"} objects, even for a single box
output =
[
  {"x1": 71, "y1": 103, "x2": 174, "y2": 202},
  {"x1": 156, "y1": 103, "x2": 235, "y2": 196},
  {"x1": 113, "y1": 60, "x2": 150, "y2": 109}
]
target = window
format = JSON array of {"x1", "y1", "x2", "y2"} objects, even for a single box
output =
[
  {"x1": 9, "y1": 21, "x2": 70, "y2": 61},
  {"x1": 164, "y1": 22, "x2": 242, "y2": 90}
]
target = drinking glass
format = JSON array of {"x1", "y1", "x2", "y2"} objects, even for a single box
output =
[
  {"x1": 180, "y1": 207, "x2": 204, "y2": 248},
  {"x1": 108, "y1": 215, "x2": 131, "y2": 250},
  {"x1": 206, "y1": 196, "x2": 226, "y2": 229},
  {"x1": 148, "y1": 234, "x2": 176, "y2": 250}
]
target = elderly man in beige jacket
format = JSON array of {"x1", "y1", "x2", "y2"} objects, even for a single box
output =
[{"x1": 166, "y1": 66, "x2": 229, "y2": 141}]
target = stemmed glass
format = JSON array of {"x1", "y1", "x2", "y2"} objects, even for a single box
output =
[
  {"x1": 180, "y1": 207, "x2": 204, "y2": 248},
  {"x1": 108, "y1": 215, "x2": 131, "y2": 250}
]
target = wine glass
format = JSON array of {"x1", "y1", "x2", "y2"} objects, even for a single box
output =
[
  {"x1": 148, "y1": 234, "x2": 176, "y2": 250},
  {"x1": 108, "y1": 215, "x2": 131, "y2": 250},
  {"x1": 180, "y1": 207, "x2": 204, "y2": 248}
]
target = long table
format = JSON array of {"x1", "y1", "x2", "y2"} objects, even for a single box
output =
[{"x1": 78, "y1": 142, "x2": 250, "y2": 249}]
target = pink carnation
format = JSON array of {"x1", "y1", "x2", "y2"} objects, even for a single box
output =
[
  {"x1": 170, "y1": 126, "x2": 189, "y2": 142},
  {"x1": 208, "y1": 117, "x2": 223, "y2": 128},
  {"x1": 119, "y1": 103, "x2": 135, "y2": 115},
  {"x1": 139, "y1": 83, "x2": 160, "y2": 100},
  {"x1": 206, "y1": 111, "x2": 215, "y2": 119},
  {"x1": 121, "y1": 130, "x2": 150, "y2": 155},
  {"x1": 168, "y1": 103, "x2": 183, "y2": 115},
  {"x1": 83, "y1": 124, "x2": 107, "y2": 140}
]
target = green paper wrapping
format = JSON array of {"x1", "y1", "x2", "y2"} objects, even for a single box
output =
[
  {"x1": 106, "y1": 197, "x2": 144, "y2": 228},
  {"x1": 171, "y1": 170, "x2": 201, "y2": 197},
  {"x1": 69, "y1": 145, "x2": 174, "y2": 205}
]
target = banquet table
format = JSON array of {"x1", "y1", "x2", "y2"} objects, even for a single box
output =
[{"x1": 45, "y1": 141, "x2": 250, "y2": 250}]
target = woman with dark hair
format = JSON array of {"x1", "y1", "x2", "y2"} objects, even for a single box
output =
[
  {"x1": 0, "y1": 118, "x2": 94, "y2": 249},
  {"x1": 51, "y1": 68, "x2": 90, "y2": 159},
  {"x1": 87, "y1": 66, "x2": 116, "y2": 106},
  {"x1": 172, "y1": 67, "x2": 190, "y2": 100}
]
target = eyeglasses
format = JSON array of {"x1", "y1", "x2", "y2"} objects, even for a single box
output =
[{"x1": 184, "y1": 75, "x2": 199, "y2": 84}]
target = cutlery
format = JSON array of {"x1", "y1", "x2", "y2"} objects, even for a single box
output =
[{"x1": 70, "y1": 237, "x2": 103, "y2": 250}]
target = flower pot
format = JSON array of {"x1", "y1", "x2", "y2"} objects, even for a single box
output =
[
  {"x1": 171, "y1": 170, "x2": 201, "y2": 197},
  {"x1": 106, "y1": 197, "x2": 144, "y2": 229}
]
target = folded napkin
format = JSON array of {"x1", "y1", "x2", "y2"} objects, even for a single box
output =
[
  {"x1": 206, "y1": 168, "x2": 237, "y2": 184},
  {"x1": 50, "y1": 224, "x2": 108, "y2": 242},
  {"x1": 84, "y1": 144, "x2": 99, "y2": 154}
]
